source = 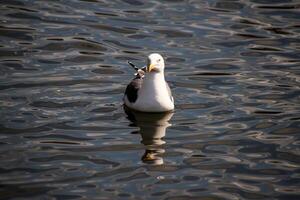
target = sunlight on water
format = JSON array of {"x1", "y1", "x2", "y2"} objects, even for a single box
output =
[{"x1": 0, "y1": 0, "x2": 299, "y2": 199}]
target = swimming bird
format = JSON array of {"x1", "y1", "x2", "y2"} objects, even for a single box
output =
[{"x1": 124, "y1": 53, "x2": 174, "y2": 112}]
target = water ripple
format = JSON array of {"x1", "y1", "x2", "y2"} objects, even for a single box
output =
[{"x1": 0, "y1": 0, "x2": 299, "y2": 199}]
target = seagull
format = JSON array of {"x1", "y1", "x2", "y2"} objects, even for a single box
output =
[{"x1": 123, "y1": 53, "x2": 174, "y2": 112}]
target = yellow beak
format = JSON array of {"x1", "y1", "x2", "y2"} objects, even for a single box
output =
[{"x1": 147, "y1": 64, "x2": 155, "y2": 72}]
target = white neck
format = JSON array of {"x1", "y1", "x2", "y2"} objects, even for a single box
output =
[
  {"x1": 145, "y1": 71, "x2": 165, "y2": 83},
  {"x1": 142, "y1": 72, "x2": 165, "y2": 92}
]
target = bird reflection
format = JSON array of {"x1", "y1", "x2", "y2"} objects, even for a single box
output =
[{"x1": 124, "y1": 106, "x2": 174, "y2": 165}]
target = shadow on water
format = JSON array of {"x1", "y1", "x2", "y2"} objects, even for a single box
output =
[
  {"x1": 124, "y1": 106, "x2": 173, "y2": 165},
  {"x1": 0, "y1": 0, "x2": 300, "y2": 199}
]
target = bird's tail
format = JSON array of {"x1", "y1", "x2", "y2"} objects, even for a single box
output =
[{"x1": 127, "y1": 61, "x2": 146, "y2": 78}]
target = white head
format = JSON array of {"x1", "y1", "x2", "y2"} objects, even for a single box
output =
[{"x1": 146, "y1": 53, "x2": 165, "y2": 73}]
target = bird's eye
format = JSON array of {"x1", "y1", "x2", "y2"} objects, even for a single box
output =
[{"x1": 158, "y1": 59, "x2": 161, "y2": 62}]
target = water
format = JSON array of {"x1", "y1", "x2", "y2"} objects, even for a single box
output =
[{"x1": 0, "y1": 0, "x2": 300, "y2": 199}]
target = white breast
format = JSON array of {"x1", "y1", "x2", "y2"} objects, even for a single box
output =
[{"x1": 126, "y1": 73, "x2": 174, "y2": 112}]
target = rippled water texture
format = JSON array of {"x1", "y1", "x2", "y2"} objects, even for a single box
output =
[{"x1": 1, "y1": 0, "x2": 300, "y2": 199}]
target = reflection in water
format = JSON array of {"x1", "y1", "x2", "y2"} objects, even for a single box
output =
[
  {"x1": 124, "y1": 106, "x2": 173, "y2": 165},
  {"x1": 0, "y1": 0, "x2": 299, "y2": 199}
]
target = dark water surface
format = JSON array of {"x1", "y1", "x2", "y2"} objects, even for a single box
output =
[{"x1": 1, "y1": 0, "x2": 300, "y2": 199}]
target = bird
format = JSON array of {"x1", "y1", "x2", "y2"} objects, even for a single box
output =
[{"x1": 123, "y1": 53, "x2": 174, "y2": 112}]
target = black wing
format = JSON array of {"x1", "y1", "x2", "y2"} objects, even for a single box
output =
[{"x1": 124, "y1": 76, "x2": 143, "y2": 103}]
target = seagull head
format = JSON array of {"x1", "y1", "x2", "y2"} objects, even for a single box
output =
[{"x1": 146, "y1": 53, "x2": 165, "y2": 73}]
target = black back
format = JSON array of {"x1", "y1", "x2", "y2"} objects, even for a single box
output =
[{"x1": 124, "y1": 76, "x2": 143, "y2": 103}]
